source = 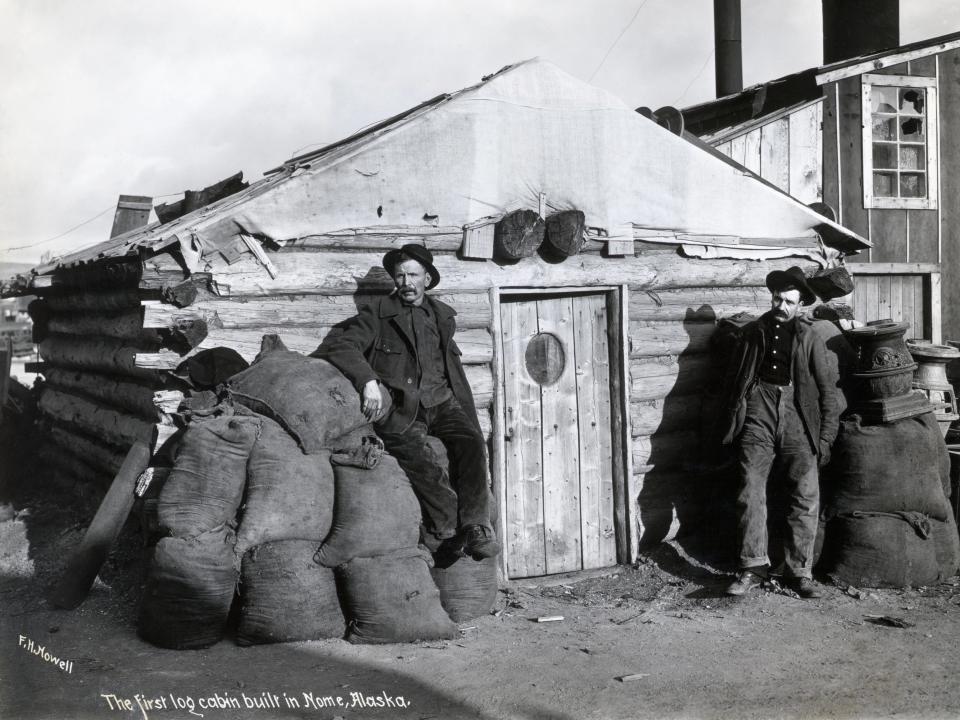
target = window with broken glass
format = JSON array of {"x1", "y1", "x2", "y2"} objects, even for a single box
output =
[{"x1": 861, "y1": 73, "x2": 939, "y2": 210}]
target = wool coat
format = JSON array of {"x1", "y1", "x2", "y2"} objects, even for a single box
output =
[
  {"x1": 717, "y1": 310, "x2": 841, "y2": 456},
  {"x1": 314, "y1": 293, "x2": 481, "y2": 435}
]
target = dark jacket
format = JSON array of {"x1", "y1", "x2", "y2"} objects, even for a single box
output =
[
  {"x1": 717, "y1": 311, "x2": 841, "y2": 456},
  {"x1": 313, "y1": 293, "x2": 481, "y2": 435}
]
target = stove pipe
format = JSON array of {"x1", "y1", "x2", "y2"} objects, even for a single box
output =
[
  {"x1": 713, "y1": 0, "x2": 743, "y2": 97},
  {"x1": 822, "y1": 0, "x2": 900, "y2": 65}
]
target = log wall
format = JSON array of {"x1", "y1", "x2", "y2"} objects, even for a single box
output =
[
  {"x1": 35, "y1": 235, "x2": 805, "y2": 553},
  {"x1": 626, "y1": 284, "x2": 770, "y2": 546},
  {"x1": 28, "y1": 280, "x2": 163, "y2": 485}
]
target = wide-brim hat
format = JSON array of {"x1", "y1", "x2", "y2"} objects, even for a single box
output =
[
  {"x1": 382, "y1": 243, "x2": 440, "y2": 290},
  {"x1": 765, "y1": 266, "x2": 816, "y2": 306}
]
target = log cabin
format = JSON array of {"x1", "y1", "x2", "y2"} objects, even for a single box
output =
[
  {"x1": 5, "y1": 57, "x2": 869, "y2": 579},
  {"x1": 682, "y1": 1, "x2": 960, "y2": 345}
]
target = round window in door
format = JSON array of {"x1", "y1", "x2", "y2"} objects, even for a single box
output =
[{"x1": 525, "y1": 332, "x2": 565, "y2": 385}]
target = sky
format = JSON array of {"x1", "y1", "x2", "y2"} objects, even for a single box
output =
[{"x1": 0, "y1": 0, "x2": 958, "y2": 266}]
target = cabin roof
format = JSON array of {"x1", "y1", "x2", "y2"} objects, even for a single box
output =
[
  {"x1": 29, "y1": 57, "x2": 870, "y2": 278},
  {"x1": 682, "y1": 30, "x2": 960, "y2": 141},
  {"x1": 815, "y1": 29, "x2": 960, "y2": 85}
]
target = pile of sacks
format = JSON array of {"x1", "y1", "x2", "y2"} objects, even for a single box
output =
[
  {"x1": 138, "y1": 345, "x2": 497, "y2": 650},
  {"x1": 818, "y1": 411, "x2": 960, "y2": 587}
]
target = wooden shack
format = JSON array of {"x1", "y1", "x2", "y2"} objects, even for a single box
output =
[
  {"x1": 683, "y1": 30, "x2": 960, "y2": 344},
  {"x1": 8, "y1": 59, "x2": 869, "y2": 579}
]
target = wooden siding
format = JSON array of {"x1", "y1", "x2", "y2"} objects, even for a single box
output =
[
  {"x1": 788, "y1": 102, "x2": 823, "y2": 204},
  {"x1": 870, "y1": 209, "x2": 908, "y2": 263},
  {"x1": 837, "y1": 75, "x2": 870, "y2": 245},
  {"x1": 713, "y1": 101, "x2": 823, "y2": 204},
  {"x1": 849, "y1": 264, "x2": 941, "y2": 343},
  {"x1": 823, "y1": 82, "x2": 842, "y2": 223},
  {"x1": 827, "y1": 59, "x2": 941, "y2": 268},
  {"x1": 939, "y1": 47, "x2": 960, "y2": 342},
  {"x1": 821, "y1": 50, "x2": 960, "y2": 342}
]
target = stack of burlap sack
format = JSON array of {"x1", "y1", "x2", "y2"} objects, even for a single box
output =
[
  {"x1": 138, "y1": 345, "x2": 497, "y2": 650},
  {"x1": 818, "y1": 411, "x2": 960, "y2": 587}
]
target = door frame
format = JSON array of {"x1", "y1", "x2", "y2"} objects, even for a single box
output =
[{"x1": 489, "y1": 284, "x2": 633, "y2": 579}]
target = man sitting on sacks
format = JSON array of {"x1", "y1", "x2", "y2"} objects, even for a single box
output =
[
  {"x1": 315, "y1": 244, "x2": 501, "y2": 560},
  {"x1": 717, "y1": 266, "x2": 840, "y2": 599}
]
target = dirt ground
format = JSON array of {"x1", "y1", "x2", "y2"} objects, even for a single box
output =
[{"x1": 3, "y1": 416, "x2": 960, "y2": 720}]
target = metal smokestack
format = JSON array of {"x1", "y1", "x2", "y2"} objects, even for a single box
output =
[
  {"x1": 713, "y1": 0, "x2": 743, "y2": 97},
  {"x1": 823, "y1": 0, "x2": 900, "y2": 64}
]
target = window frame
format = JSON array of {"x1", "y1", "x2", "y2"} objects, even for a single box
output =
[{"x1": 861, "y1": 72, "x2": 939, "y2": 210}]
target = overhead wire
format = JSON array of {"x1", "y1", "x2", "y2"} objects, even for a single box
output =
[
  {"x1": 672, "y1": 47, "x2": 715, "y2": 106},
  {"x1": 588, "y1": 0, "x2": 651, "y2": 83},
  {"x1": 0, "y1": 191, "x2": 186, "y2": 254},
  {"x1": 0, "y1": 206, "x2": 114, "y2": 253}
]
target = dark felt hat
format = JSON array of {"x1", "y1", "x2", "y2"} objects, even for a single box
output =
[
  {"x1": 382, "y1": 244, "x2": 440, "y2": 290},
  {"x1": 765, "y1": 266, "x2": 816, "y2": 306}
]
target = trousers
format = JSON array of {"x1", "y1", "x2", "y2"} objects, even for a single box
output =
[
  {"x1": 736, "y1": 380, "x2": 819, "y2": 578},
  {"x1": 376, "y1": 395, "x2": 490, "y2": 539}
]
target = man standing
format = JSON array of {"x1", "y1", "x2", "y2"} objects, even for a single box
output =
[
  {"x1": 315, "y1": 244, "x2": 500, "y2": 559},
  {"x1": 718, "y1": 267, "x2": 840, "y2": 598}
]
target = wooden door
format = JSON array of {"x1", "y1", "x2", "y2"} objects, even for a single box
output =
[{"x1": 500, "y1": 293, "x2": 617, "y2": 578}]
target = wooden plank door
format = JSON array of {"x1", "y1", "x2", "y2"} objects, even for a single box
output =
[{"x1": 500, "y1": 293, "x2": 617, "y2": 578}]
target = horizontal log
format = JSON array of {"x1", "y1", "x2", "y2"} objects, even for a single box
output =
[
  {"x1": 46, "y1": 309, "x2": 154, "y2": 342},
  {"x1": 192, "y1": 250, "x2": 816, "y2": 297},
  {"x1": 466, "y1": 365, "x2": 492, "y2": 409},
  {"x1": 629, "y1": 320, "x2": 716, "y2": 358},
  {"x1": 630, "y1": 355, "x2": 715, "y2": 401},
  {"x1": 133, "y1": 345, "x2": 492, "y2": 410},
  {"x1": 133, "y1": 350, "x2": 187, "y2": 371},
  {"x1": 137, "y1": 267, "x2": 189, "y2": 291},
  {"x1": 48, "y1": 425, "x2": 127, "y2": 476},
  {"x1": 41, "y1": 289, "x2": 144, "y2": 313},
  {"x1": 44, "y1": 368, "x2": 160, "y2": 420},
  {"x1": 631, "y1": 395, "x2": 704, "y2": 437},
  {"x1": 39, "y1": 334, "x2": 161, "y2": 381},
  {"x1": 630, "y1": 286, "x2": 769, "y2": 321},
  {"x1": 153, "y1": 390, "x2": 184, "y2": 414},
  {"x1": 142, "y1": 291, "x2": 493, "y2": 331},
  {"x1": 280, "y1": 233, "x2": 462, "y2": 253},
  {"x1": 143, "y1": 250, "x2": 187, "y2": 275},
  {"x1": 24, "y1": 260, "x2": 143, "y2": 296},
  {"x1": 39, "y1": 387, "x2": 155, "y2": 449},
  {"x1": 632, "y1": 430, "x2": 701, "y2": 472},
  {"x1": 135, "y1": 326, "x2": 492, "y2": 369}
]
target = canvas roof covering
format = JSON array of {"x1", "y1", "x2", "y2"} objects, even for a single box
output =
[{"x1": 36, "y1": 57, "x2": 869, "y2": 274}]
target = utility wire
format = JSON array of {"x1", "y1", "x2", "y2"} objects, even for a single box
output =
[
  {"x1": 1, "y1": 206, "x2": 114, "y2": 253},
  {"x1": 589, "y1": 0, "x2": 651, "y2": 82},
  {"x1": 671, "y1": 47, "x2": 715, "y2": 107},
  {"x1": 0, "y1": 190, "x2": 186, "y2": 254}
]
